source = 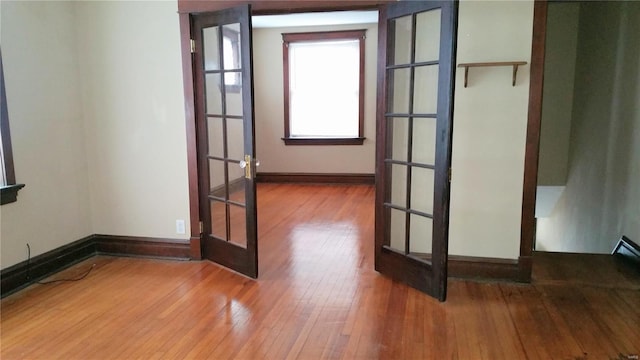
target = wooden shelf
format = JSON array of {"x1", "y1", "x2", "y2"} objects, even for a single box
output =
[{"x1": 457, "y1": 61, "x2": 528, "y2": 88}]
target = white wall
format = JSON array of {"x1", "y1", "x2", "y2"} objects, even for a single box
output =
[
  {"x1": 75, "y1": 1, "x2": 190, "y2": 239},
  {"x1": 0, "y1": 1, "x2": 93, "y2": 268},
  {"x1": 536, "y1": 1, "x2": 640, "y2": 253},
  {"x1": 1, "y1": 1, "x2": 191, "y2": 270},
  {"x1": 448, "y1": 0, "x2": 534, "y2": 259},
  {"x1": 252, "y1": 23, "x2": 377, "y2": 174}
]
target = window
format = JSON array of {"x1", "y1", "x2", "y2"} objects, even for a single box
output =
[
  {"x1": 0, "y1": 49, "x2": 25, "y2": 205},
  {"x1": 282, "y1": 30, "x2": 366, "y2": 145}
]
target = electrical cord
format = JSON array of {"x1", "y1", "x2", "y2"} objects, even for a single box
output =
[{"x1": 26, "y1": 243, "x2": 95, "y2": 284}]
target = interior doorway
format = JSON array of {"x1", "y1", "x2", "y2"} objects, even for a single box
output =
[
  {"x1": 534, "y1": 1, "x2": 639, "y2": 255},
  {"x1": 185, "y1": 1, "x2": 457, "y2": 301}
]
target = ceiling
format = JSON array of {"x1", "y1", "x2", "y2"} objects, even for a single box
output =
[{"x1": 251, "y1": 10, "x2": 378, "y2": 29}]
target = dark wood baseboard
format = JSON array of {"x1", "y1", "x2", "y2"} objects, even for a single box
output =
[
  {"x1": 1, "y1": 235, "x2": 97, "y2": 297},
  {"x1": 94, "y1": 235, "x2": 191, "y2": 260},
  {"x1": 517, "y1": 255, "x2": 533, "y2": 282},
  {"x1": 190, "y1": 236, "x2": 202, "y2": 260},
  {"x1": 448, "y1": 255, "x2": 523, "y2": 282},
  {"x1": 256, "y1": 172, "x2": 375, "y2": 185},
  {"x1": 1, "y1": 234, "x2": 191, "y2": 298}
]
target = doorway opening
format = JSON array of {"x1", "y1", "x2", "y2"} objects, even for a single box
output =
[
  {"x1": 249, "y1": 10, "x2": 379, "y2": 279},
  {"x1": 185, "y1": 1, "x2": 457, "y2": 301},
  {"x1": 532, "y1": 1, "x2": 640, "y2": 286}
]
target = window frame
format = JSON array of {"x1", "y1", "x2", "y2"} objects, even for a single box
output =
[
  {"x1": 1, "y1": 49, "x2": 25, "y2": 205},
  {"x1": 282, "y1": 29, "x2": 366, "y2": 146}
]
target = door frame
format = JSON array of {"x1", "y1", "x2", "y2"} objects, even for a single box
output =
[
  {"x1": 177, "y1": 0, "x2": 543, "y2": 285},
  {"x1": 177, "y1": 1, "x2": 393, "y2": 259},
  {"x1": 518, "y1": 0, "x2": 547, "y2": 280}
]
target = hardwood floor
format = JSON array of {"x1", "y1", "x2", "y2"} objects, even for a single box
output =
[{"x1": 2, "y1": 184, "x2": 639, "y2": 359}]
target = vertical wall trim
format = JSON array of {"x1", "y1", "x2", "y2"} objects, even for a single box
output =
[{"x1": 519, "y1": 0, "x2": 548, "y2": 281}]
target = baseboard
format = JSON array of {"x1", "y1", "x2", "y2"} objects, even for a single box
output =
[
  {"x1": 1, "y1": 235, "x2": 97, "y2": 298},
  {"x1": 612, "y1": 235, "x2": 640, "y2": 264},
  {"x1": 94, "y1": 235, "x2": 191, "y2": 260},
  {"x1": 256, "y1": 172, "x2": 375, "y2": 184},
  {"x1": 1, "y1": 234, "x2": 191, "y2": 298},
  {"x1": 448, "y1": 255, "x2": 522, "y2": 281}
]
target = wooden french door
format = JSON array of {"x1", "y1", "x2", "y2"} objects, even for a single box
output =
[
  {"x1": 375, "y1": 1, "x2": 457, "y2": 301},
  {"x1": 192, "y1": 5, "x2": 258, "y2": 278}
]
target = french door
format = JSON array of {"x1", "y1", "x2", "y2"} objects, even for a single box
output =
[
  {"x1": 192, "y1": 5, "x2": 258, "y2": 278},
  {"x1": 375, "y1": 1, "x2": 457, "y2": 301}
]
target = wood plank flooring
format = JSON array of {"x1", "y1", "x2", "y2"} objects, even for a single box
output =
[{"x1": 2, "y1": 184, "x2": 639, "y2": 359}]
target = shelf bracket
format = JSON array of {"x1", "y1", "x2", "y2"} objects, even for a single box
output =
[
  {"x1": 458, "y1": 61, "x2": 528, "y2": 88},
  {"x1": 512, "y1": 64, "x2": 520, "y2": 86}
]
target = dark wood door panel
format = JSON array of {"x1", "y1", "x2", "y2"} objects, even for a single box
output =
[
  {"x1": 375, "y1": 0, "x2": 457, "y2": 301},
  {"x1": 192, "y1": 5, "x2": 258, "y2": 278}
]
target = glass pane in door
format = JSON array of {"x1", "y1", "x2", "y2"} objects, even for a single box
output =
[
  {"x1": 210, "y1": 200, "x2": 227, "y2": 240},
  {"x1": 227, "y1": 118, "x2": 244, "y2": 161},
  {"x1": 390, "y1": 117, "x2": 409, "y2": 162},
  {"x1": 389, "y1": 209, "x2": 406, "y2": 252},
  {"x1": 208, "y1": 118, "x2": 224, "y2": 159},
  {"x1": 410, "y1": 167, "x2": 435, "y2": 214},
  {"x1": 208, "y1": 159, "x2": 225, "y2": 198},
  {"x1": 391, "y1": 15, "x2": 412, "y2": 65},
  {"x1": 390, "y1": 164, "x2": 407, "y2": 208},
  {"x1": 229, "y1": 204, "x2": 247, "y2": 248},
  {"x1": 389, "y1": 68, "x2": 411, "y2": 113},
  {"x1": 415, "y1": 10, "x2": 441, "y2": 63},
  {"x1": 206, "y1": 74, "x2": 223, "y2": 115},
  {"x1": 226, "y1": 82, "x2": 244, "y2": 116},
  {"x1": 228, "y1": 163, "x2": 246, "y2": 205},
  {"x1": 409, "y1": 214, "x2": 432, "y2": 255},
  {"x1": 203, "y1": 26, "x2": 220, "y2": 71},
  {"x1": 413, "y1": 65, "x2": 439, "y2": 114},
  {"x1": 412, "y1": 119, "x2": 436, "y2": 165}
]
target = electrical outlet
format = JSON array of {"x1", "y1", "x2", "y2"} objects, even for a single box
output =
[{"x1": 176, "y1": 219, "x2": 186, "y2": 235}]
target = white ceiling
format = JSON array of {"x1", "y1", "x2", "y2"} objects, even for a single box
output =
[{"x1": 252, "y1": 11, "x2": 378, "y2": 29}]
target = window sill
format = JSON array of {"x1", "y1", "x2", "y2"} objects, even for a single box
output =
[
  {"x1": 282, "y1": 137, "x2": 365, "y2": 146},
  {"x1": 1, "y1": 183, "x2": 25, "y2": 205}
]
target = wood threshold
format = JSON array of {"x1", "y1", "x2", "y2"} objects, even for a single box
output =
[
  {"x1": 411, "y1": 252, "x2": 523, "y2": 281},
  {"x1": 256, "y1": 172, "x2": 375, "y2": 184},
  {"x1": 448, "y1": 255, "x2": 522, "y2": 281}
]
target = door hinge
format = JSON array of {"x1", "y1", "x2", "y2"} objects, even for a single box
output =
[
  {"x1": 190, "y1": 39, "x2": 196, "y2": 53},
  {"x1": 199, "y1": 221, "x2": 203, "y2": 234},
  {"x1": 448, "y1": 167, "x2": 452, "y2": 183}
]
